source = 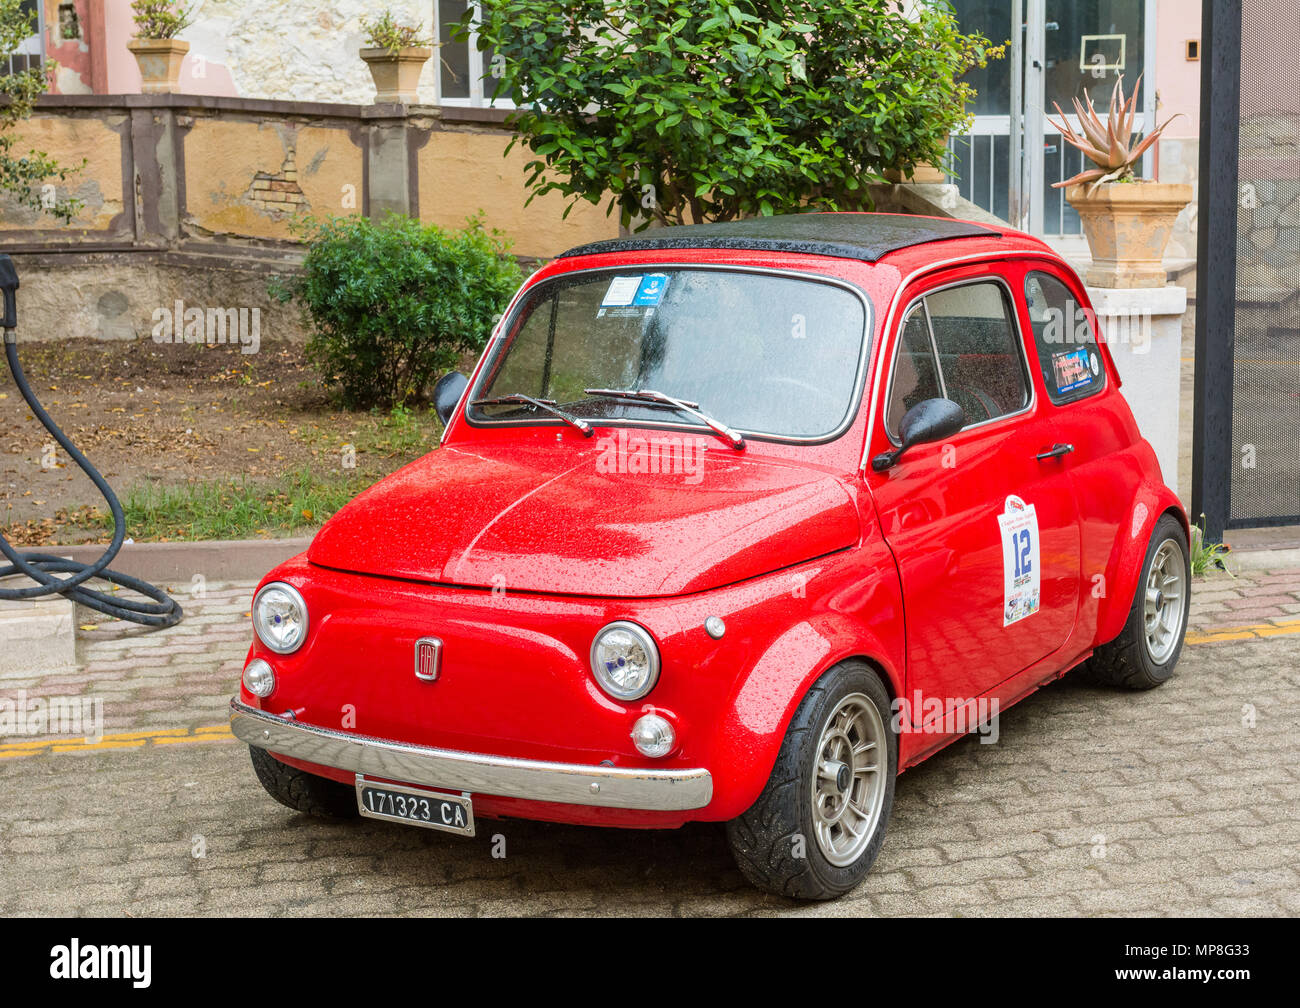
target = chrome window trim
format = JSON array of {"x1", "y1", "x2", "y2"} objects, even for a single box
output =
[
  {"x1": 463, "y1": 262, "x2": 875, "y2": 447},
  {"x1": 881, "y1": 274, "x2": 1036, "y2": 446},
  {"x1": 1023, "y1": 268, "x2": 1110, "y2": 406},
  {"x1": 862, "y1": 249, "x2": 1075, "y2": 470}
]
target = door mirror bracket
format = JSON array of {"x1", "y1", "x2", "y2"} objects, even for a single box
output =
[{"x1": 871, "y1": 398, "x2": 966, "y2": 472}]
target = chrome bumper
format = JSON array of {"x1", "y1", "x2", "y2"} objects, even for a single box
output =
[{"x1": 229, "y1": 700, "x2": 713, "y2": 812}]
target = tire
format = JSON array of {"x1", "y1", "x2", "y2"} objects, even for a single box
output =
[
  {"x1": 726, "y1": 661, "x2": 897, "y2": 900},
  {"x1": 1084, "y1": 514, "x2": 1191, "y2": 690},
  {"x1": 248, "y1": 745, "x2": 359, "y2": 818}
]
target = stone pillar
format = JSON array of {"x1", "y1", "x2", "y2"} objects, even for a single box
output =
[{"x1": 1088, "y1": 285, "x2": 1188, "y2": 492}]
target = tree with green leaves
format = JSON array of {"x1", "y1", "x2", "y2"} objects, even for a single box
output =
[
  {"x1": 1, "y1": 0, "x2": 81, "y2": 222},
  {"x1": 466, "y1": 0, "x2": 1001, "y2": 230}
]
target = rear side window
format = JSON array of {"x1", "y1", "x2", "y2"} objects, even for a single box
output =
[
  {"x1": 887, "y1": 280, "x2": 1031, "y2": 437},
  {"x1": 1024, "y1": 271, "x2": 1106, "y2": 404}
]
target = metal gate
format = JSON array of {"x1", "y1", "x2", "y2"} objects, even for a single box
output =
[{"x1": 1195, "y1": 0, "x2": 1300, "y2": 536}]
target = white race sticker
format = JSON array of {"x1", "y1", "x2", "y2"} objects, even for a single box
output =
[
  {"x1": 999, "y1": 495, "x2": 1041, "y2": 626},
  {"x1": 601, "y1": 276, "x2": 643, "y2": 307}
]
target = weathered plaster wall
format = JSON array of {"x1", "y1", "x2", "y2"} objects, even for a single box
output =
[
  {"x1": 181, "y1": 117, "x2": 364, "y2": 240},
  {"x1": 0, "y1": 112, "x2": 127, "y2": 232},
  {"x1": 168, "y1": 0, "x2": 436, "y2": 104},
  {"x1": 0, "y1": 96, "x2": 618, "y2": 343},
  {"x1": 418, "y1": 127, "x2": 615, "y2": 258}
]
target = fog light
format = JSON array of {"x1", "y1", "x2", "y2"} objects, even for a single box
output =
[
  {"x1": 631, "y1": 713, "x2": 675, "y2": 758},
  {"x1": 242, "y1": 658, "x2": 275, "y2": 698}
]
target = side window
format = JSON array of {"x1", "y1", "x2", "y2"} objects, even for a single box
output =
[
  {"x1": 924, "y1": 281, "x2": 1031, "y2": 427},
  {"x1": 886, "y1": 306, "x2": 943, "y2": 436},
  {"x1": 1024, "y1": 272, "x2": 1107, "y2": 403}
]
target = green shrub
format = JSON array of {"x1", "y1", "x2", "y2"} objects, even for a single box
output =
[
  {"x1": 468, "y1": 0, "x2": 1001, "y2": 229},
  {"x1": 273, "y1": 214, "x2": 523, "y2": 410},
  {"x1": 361, "y1": 10, "x2": 432, "y2": 54},
  {"x1": 130, "y1": 0, "x2": 193, "y2": 39}
]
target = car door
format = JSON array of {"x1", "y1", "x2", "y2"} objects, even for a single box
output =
[
  {"x1": 868, "y1": 268, "x2": 1081, "y2": 723},
  {"x1": 1019, "y1": 263, "x2": 1134, "y2": 650}
]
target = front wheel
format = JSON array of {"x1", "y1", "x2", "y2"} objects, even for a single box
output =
[
  {"x1": 726, "y1": 661, "x2": 897, "y2": 900},
  {"x1": 1085, "y1": 514, "x2": 1191, "y2": 690},
  {"x1": 249, "y1": 745, "x2": 359, "y2": 818}
]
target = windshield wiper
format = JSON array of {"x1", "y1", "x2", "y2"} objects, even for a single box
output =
[
  {"x1": 471, "y1": 393, "x2": 593, "y2": 438},
  {"x1": 583, "y1": 388, "x2": 745, "y2": 450}
]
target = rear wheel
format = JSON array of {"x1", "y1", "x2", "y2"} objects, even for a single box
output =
[
  {"x1": 1085, "y1": 514, "x2": 1191, "y2": 690},
  {"x1": 248, "y1": 745, "x2": 358, "y2": 818},
  {"x1": 726, "y1": 661, "x2": 897, "y2": 900}
]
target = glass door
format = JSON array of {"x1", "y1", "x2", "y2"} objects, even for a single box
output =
[
  {"x1": 947, "y1": 0, "x2": 1156, "y2": 238},
  {"x1": 1039, "y1": 0, "x2": 1151, "y2": 234}
]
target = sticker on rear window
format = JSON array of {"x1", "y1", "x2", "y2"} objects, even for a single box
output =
[
  {"x1": 633, "y1": 273, "x2": 669, "y2": 306},
  {"x1": 1051, "y1": 348, "x2": 1094, "y2": 394},
  {"x1": 601, "y1": 276, "x2": 644, "y2": 307},
  {"x1": 999, "y1": 495, "x2": 1041, "y2": 626}
]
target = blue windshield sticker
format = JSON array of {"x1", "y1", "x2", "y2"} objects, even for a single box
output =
[{"x1": 633, "y1": 273, "x2": 669, "y2": 306}]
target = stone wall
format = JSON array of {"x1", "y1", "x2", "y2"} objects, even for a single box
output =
[{"x1": 0, "y1": 95, "x2": 618, "y2": 344}]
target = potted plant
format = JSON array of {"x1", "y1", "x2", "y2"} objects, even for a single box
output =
[
  {"x1": 127, "y1": 1, "x2": 192, "y2": 94},
  {"x1": 359, "y1": 11, "x2": 433, "y2": 104},
  {"x1": 1050, "y1": 77, "x2": 1192, "y2": 289}
]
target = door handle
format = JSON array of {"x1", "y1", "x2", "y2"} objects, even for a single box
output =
[{"x1": 1036, "y1": 443, "x2": 1074, "y2": 461}]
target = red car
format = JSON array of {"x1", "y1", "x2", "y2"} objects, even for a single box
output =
[{"x1": 230, "y1": 213, "x2": 1190, "y2": 899}]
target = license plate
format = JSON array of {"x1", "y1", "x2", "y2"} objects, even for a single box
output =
[{"x1": 355, "y1": 776, "x2": 475, "y2": 837}]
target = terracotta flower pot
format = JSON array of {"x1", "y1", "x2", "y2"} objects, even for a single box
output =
[
  {"x1": 360, "y1": 46, "x2": 432, "y2": 104},
  {"x1": 127, "y1": 38, "x2": 190, "y2": 95},
  {"x1": 1065, "y1": 181, "x2": 1194, "y2": 289}
]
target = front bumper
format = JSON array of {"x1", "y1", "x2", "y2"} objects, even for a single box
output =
[{"x1": 230, "y1": 699, "x2": 713, "y2": 812}]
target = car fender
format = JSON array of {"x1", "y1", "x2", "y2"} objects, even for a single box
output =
[
  {"x1": 1096, "y1": 477, "x2": 1189, "y2": 647},
  {"x1": 706, "y1": 612, "x2": 904, "y2": 820}
]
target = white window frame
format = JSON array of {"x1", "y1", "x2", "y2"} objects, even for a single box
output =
[
  {"x1": 5, "y1": 0, "x2": 45, "y2": 75},
  {"x1": 433, "y1": 1, "x2": 518, "y2": 108}
]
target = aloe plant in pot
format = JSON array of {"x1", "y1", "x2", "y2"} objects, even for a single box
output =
[{"x1": 1050, "y1": 77, "x2": 1192, "y2": 289}]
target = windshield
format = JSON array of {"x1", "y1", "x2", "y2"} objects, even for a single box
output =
[{"x1": 469, "y1": 268, "x2": 870, "y2": 440}]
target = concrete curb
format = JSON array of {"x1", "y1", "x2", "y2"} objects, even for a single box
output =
[
  {"x1": 54, "y1": 537, "x2": 312, "y2": 585},
  {"x1": 1226, "y1": 546, "x2": 1300, "y2": 572}
]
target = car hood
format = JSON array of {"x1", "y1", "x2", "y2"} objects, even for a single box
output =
[{"x1": 307, "y1": 440, "x2": 860, "y2": 597}]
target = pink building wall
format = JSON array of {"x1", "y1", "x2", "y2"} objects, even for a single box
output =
[
  {"x1": 43, "y1": 0, "x2": 236, "y2": 97},
  {"x1": 1155, "y1": 0, "x2": 1202, "y2": 140}
]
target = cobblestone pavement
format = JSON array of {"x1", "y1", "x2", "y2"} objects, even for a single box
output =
[{"x1": 0, "y1": 565, "x2": 1297, "y2": 917}]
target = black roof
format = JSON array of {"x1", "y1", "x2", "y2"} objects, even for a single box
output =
[{"x1": 558, "y1": 212, "x2": 1002, "y2": 264}]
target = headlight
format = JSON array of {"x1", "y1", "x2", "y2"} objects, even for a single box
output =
[
  {"x1": 242, "y1": 658, "x2": 275, "y2": 698},
  {"x1": 590, "y1": 621, "x2": 661, "y2": 701},
  {"x1": 252, "y1": 582, "x2": 308, "y2": 655},
  {"x1": 631, "y1": 713, "x2": 675, "y2": 758}
]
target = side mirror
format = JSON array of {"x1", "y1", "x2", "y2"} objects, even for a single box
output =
[
  {"x1": 871, "y1": 398, "x2": 965, "y2": 472},
  {"x1": 433, "y1": 371, "x2": 469, "y2": 426}
]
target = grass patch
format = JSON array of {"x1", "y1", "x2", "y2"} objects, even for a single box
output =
[
  {"x1": 1190, "y1": 513, "x2": 1233, "y2": 578},
  {"x1": 100, "y1": 469, "x2": 378, "y2": 542},
  {"x1": 353, "y1": 403, "x2": 442, "y2": 458}
]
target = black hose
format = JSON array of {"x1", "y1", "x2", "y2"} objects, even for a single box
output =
[{"x1": 0, "y1": 338, "x2": 183, "y2": 628}]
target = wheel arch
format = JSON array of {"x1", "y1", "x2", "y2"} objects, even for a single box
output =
[
  {"x1": 709, "y1": 615, "x2": 902, "y2": 821},
  {"x1": 1095, "y1": 486, "x2": 1190, "y2": 648}
]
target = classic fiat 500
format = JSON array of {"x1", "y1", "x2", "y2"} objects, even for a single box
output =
[{"x1": 231, "y1": 213, "x2": 1190, "y2": 899}]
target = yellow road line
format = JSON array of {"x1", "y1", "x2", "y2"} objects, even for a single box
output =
[
  {"x1": 0, "y1": 724, "x2": 232, "y2": 760},
  {"x1": 1187, "y1": 618, "x2": 1300, "y2": 645}
]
